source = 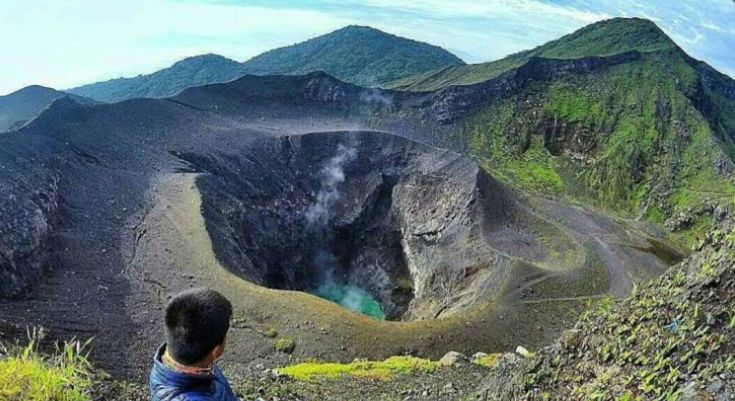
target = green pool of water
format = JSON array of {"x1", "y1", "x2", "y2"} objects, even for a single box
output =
[{"x1": 316, "y1": 282, "x2": 385, "y2": 320}]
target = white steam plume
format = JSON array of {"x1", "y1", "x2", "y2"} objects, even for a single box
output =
[{"x1": 305, "y1": 144, "x2": 357, "y2": 227}]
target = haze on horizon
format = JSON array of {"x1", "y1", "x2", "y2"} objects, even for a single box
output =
[{"x1": 1, "y1": 0, "x2": 734, "y2": 95}]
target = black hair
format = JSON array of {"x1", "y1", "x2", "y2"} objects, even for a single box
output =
[{"x1": 164, "y1": 288, "x2": 233, "y2": 365}]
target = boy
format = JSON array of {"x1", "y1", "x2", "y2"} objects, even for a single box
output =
[{"x1": 150, "y1": 288, "x2": 240, "y2": 401}]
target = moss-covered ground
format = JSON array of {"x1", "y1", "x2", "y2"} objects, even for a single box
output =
[{"x1": 463, "y1": 50, "x2": 735, "y2": 248}]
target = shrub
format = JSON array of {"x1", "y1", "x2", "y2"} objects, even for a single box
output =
[{"x1": 274, "y1": 338, "x2": 296, "y2": 354}]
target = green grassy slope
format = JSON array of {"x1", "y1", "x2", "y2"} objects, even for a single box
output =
[
  {"x1": 454, "y1": 37, "x2": 735, "y2": 245},
  {"x1": 388, "y1": 18, "x2": 675, "y2": 91}
]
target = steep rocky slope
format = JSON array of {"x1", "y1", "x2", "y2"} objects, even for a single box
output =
[
  {"x1": 476, "y1": 216, "x2": 735, "y2": 401},
  {"x1": 67, "y1": 26, "x2": 463, "y2": 103},
  {"x1": 86, "y1": 217, "x2": 735, "y2": 401}
]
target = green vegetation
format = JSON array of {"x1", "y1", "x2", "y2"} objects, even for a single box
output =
[
  {"x1": 390, "y1": 17, "x2": 674, "y2": 91},
  {"x1": 390, "y1": 17, "x2": 735, "y2": 246},
  {"x1": 241, "y1": 25, "x2": 463, "y2": 87},
  {"x1": 274, "y1": 337, "x2": 296, "y2": 354},
  {"x1": 462, "y1": 46, "x2": 735, "y2": 245},
  {"x1": 274, "y1": 356, "x2": 440, "y2": 381},
  {"x1": 531, "y1": 17, "x2": 673, "y2": 59},
  {"x1": 263, "y1": 327, "x2": 278, "y2": 338},
  {"x1": 70, "y1": 26, "x2": 463, "y2": 102},
  {"x1": 388, "y1": 55, "x2": 527, "y2": 91},
  {"x1": 68, "y1": 54, "x2": 247, "y2": 103},
  {"x1": 520, "y1": 223, "x2": 735, "y2": 400},
  {"x1": 473, "y1": 353, "x2": 501, "y2": 368},
  {"x1": 469, "y1": 104, "x2": 564, "y2": 194},
  {"x1": 0, "y1": 330, "x2": 94, "y2": 401}
]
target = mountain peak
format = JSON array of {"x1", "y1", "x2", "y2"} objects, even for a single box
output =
[
  {"x1": 535, "y1": 16, "x2": 676, "y2": 59},
  {"x1": 7, "y1": 85, "x2": 59, "y2": 97},
  {"x1": 241, "y1": 25, "x2": 464, "y2": 87},
  {"x1": 332, "y1": 25, "x2": 392, "y2": 36},
  {"x1": 171, "y1": 53, "x2": 239, "y2": 67}
]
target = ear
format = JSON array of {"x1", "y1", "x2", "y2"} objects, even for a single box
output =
[{"x1": 211, "y1": 337, "x2": 227, "y2": 361}]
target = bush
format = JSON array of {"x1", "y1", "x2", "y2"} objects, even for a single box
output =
[
  {"x1": 274, "y1": 338, "x2": 296, "y2": 354},
  {"x1": 0, "y1": 328, "x2": 94, "y2": 401}
]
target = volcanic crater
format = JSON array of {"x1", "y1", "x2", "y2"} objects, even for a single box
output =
[
  {"x1": 177, "y1": 131, "x2": 541, "y2": 321},
  {"x1": 0, "y1": 74, "x2": 684, "y2": 377}
]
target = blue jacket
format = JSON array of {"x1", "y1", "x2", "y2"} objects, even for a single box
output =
[{"x1": 150, "y1": 344, "x2": 240, "y2": 401}]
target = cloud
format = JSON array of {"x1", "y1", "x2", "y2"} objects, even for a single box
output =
[
  {"x1": 363, "y1": 0, "x2": 611, "y2": 22},
  {"x1": 1, "y1": 0, "x2": 733, "y2": 94},
  {"x1": 0, "y1": 0, "x2": 352, "y2": 93}
]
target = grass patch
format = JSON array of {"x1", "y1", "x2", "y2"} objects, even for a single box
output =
[
  {"x1": 275, "y1": 356, "x2": 441, "y2": 382},
  {"x1": 263, "y1": 327, "x2": 278, "y2": 338},
  {"x1": 274, "y1": 337, "x2": 296, "y2": 354},
  {"x1": 470, "y1": 114, "x2": 564, "y2": 194},
  {"x1": 0, "y1": 329, "x2": 94, "y2": 401},
  {"x1": 473, "y1": 353, "x2": 502, "y2": 368}
]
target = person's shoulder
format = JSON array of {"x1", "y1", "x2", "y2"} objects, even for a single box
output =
[{"x1": 212, "y1": 367, "x2": 239, "y2": 401}]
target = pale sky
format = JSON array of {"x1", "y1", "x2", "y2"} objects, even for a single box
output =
[{"x1": 1, "y1": 0, "x2": 733, "y2": 95}]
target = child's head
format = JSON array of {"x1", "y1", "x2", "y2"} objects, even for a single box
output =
[{"x1": 164, "y1": 288, "x2": 233, "y2": 365}]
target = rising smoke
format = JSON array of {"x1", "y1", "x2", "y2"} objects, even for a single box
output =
[
  {"x1": 303, "y1": 143, "x2": 385, "y2": 319},
  {"x1": 305, "y1": 144, "x2": 357, "y2": 227}
]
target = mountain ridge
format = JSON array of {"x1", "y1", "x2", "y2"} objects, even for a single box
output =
[
  {"x1": 66, "y1": 25, "x2": 464, "y2": 103},
  {"x1": 388, "y1": 17, "x2": 678, "y2": 91}
]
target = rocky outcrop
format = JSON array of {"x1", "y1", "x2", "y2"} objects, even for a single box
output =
[
  {"x1": 420, "y1": 51, "x2": 642, "y2": 125},
  {"x1": 0, "y1": 173, "x2": 59, "y2": 297}
]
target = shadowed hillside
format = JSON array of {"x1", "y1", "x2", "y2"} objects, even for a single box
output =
[{"x1": 0, "y1": 85, "x2": 97, "y2": 131}]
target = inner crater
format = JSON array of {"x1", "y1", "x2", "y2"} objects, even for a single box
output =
[{"x1": 176, "y1": 130, "x2": 532, "y2": 321}]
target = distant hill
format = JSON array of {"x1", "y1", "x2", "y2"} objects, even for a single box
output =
[
  {"x1": 67, "y1": 26, "x2": 464, "y2": 103},
  {"x1": 388, "y1": 17, "x2": 676, "y2": 91},
  {"x1": 66, "y1": 54, "x2": 246, "y2": 104},
  {"x1": 240, "y1": 25, "x2": 464, "y2": 87},
  {"x1": 0, "y1": 85, "x2": 97, "y2": 132}
]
